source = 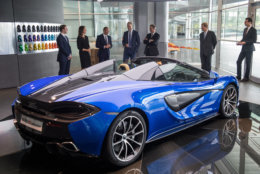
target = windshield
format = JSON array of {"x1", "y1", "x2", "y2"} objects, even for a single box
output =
[{"x1": 155, "y1": 63, "x2": 209, "y2": 82}]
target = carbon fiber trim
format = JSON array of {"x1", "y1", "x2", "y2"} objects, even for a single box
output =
[{"x1": 165, "y1": 90, "x2": 212, "y2": 112}]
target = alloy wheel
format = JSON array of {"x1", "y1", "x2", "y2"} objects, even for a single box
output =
[
  {"x1": 223, "y1": 86, "x2": 237, "y2": 117},
  {"x1": 112, "y1": 115, "x2": 145, "y2": 162}
]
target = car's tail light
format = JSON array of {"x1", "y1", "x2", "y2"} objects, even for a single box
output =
[
  {"x1": 49, "y1": 102, "x2": 100, "y2": 120},
  {"x1": 17, "y1": 96, "x2": 100, "y2": 121}
]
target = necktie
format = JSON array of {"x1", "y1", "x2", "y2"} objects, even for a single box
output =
[
  {"x1": 246, "y1": 27, "x2": 250, "y2": 35},
  {"x1": 105, "y1": 35, "x2": 108, "y2": 44},
  {"x1": 128, "y1": 31, "x2": 132, "y2": 47},
  {"x1": 204, "y1": 32, "x2": 207, "y2": 39},
  {"x1": 64, "y1": 35, "x2": 68, "y2": 42}
]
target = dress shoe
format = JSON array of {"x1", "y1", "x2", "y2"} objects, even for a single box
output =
[
  {"x1": 236, "y1": 76, "x2": 241, "y2": 80},
  {"x1": 240, "y1": 78, "x2": 249, "y2": 82}
]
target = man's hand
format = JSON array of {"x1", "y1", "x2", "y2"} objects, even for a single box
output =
[
  {"x1": 125, "y1": 43, "x2": 129, "y2": 48},
  {"x1": 104, "y1": 45, "x2": 110, "y2": 49},
  {"x1": 149, "y1": 39, "x2": 154, "y2": 43},
  {"x1": 68, "y1": 54, "x2": 72, "y2": 60},
  {"x1": 237, "y1": 41, "x2": 246, "y2": 45},
  {"x1": 83, "y1": 48, "x2": 90, "y2": 52}
]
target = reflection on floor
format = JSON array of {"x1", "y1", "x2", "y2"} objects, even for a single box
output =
[{"x1": 0, "y1": 101, "x2": 259, "y2": 174}]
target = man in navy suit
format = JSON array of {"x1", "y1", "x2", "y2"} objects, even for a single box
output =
[
  {"x1": 199, "y1": 22, "x2": 217, "y2": 72},
  {"x1": 56, "y1": 25, "x2": 72, "y2": 75},
  {"x1": 144, "y1": 24, "x2": 160, "y2": 56},
  {"x1": 96, "y1": 27, "x2": 112, "y2": 62},
  {"x1": 122, "y1": 22, "x2": 140, "y2": 63},
  {"x1": 236, "y1": 17, "x2": 257, "y2": 82}
]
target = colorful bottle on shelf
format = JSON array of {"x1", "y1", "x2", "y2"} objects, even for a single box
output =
[
  {"x1": 41, "y1": 34, "x2": 44, "y2": 41},
  {"x1": 17, "y1": 25, "x2": 21, "y2": 32},
  {"x1": 42, "y1": 43, "x2": 45, "y2": 50},
  {"x1": 54, "y1": 42, "x2": 57, "y2": 48},
  {"x1": 33, "y1": 44, "x2": 37, "y2": 50},
  {"x1": 19, "y1": 44, "x2": 23, "y2": 52},
  {"x1": 45, "y1": 43, "x2": 48, "y2": 50},
  {"x1": 29, "y1": 44, "x2": 33, "y2": 51},
  {"x1": 24, "y1": 44, "x2": 29, "y2": 51},
  {"x1": 33, "y1": 35, "x2": 36, "y2": 42},
  {"x1": 37, "y1": 35, "x2": 40, "y2": 41},
  {"x1": 18, "y1": 35, "x2": 22, "y2": 42},
  {"x1": 28, "y1": 35, "x2": 32, "y2": 42},
  {"x1": 38, "y1": 43, "x2": 41, "y2": 50},
  {"x1": 24, "y1": 35, "x2": 28, "y2": 42},
  {"x1": 49, "y1": 43, "x2": 52, "y2": 49}
]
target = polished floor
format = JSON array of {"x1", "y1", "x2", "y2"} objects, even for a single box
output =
[{"x1": 0, "y1": 99, "x2": 260, "y2": 173}]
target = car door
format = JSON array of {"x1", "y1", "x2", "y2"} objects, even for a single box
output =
[{"x1": 154, "y1": 63, "x2": 222, "y2": 123}]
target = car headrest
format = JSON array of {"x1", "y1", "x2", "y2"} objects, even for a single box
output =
[
  {"x1": 118, "y1": 63, "x2": 130, "y2": 71},
  {"x1": 156, "y1": 61, "x2": 162, "y2": 66}
]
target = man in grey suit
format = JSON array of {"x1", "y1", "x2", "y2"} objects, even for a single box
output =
[
  {"x1": 236, "y1": 17, "x2": 257, "y2": 82},
  {"x1": 199, "y1": 22, "x2": 217, "y2": 72}
]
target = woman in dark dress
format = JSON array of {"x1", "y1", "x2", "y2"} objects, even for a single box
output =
[{"x1": 77, "y1": 26, "x2": 91, "y2": 69}]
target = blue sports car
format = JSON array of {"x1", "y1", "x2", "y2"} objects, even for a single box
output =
[{"x1": 12, "y1": 57, "x2": 239, "y2": 166}]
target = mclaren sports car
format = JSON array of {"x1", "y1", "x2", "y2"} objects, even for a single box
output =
[{"x1": 12, "y1": 57, "x2": 239, "y2": 166}]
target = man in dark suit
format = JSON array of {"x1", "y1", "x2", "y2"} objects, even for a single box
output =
[
  {"x1": 236, "y1": 17, "x2": 257, "y2": 82},
  {"x1": 96, "y1": 27, "x2": 112, "y2": 62},
  {"x1": 122, "y1": 22, "x2": 140, "y2": 63},
  {"x1": 199, "y1": 22, "x2": 217, "y2": 72},
  {"x1": 56, "y1": 25, "x2": 72, "y2": 75},
  {"x1": 143, "y1": 24, "x2": 160, "y2": 56}
]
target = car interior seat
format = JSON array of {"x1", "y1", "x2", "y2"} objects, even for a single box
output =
[{"x1": 118, "y1": 63, "x2": 130, "y2": 72}]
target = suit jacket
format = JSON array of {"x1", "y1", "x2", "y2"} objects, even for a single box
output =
[
  {"x1": 122, "y1": 30, "x2": 140, "y2": 53},
  {"x1": 241, "y1": 27, "x2": 257, "y2": 52},
  {"x1": 143, "y1": 32, "x2": 160, "y2": 56},
  {"x1": 96, "y1": 34, "x2": 112, "y2": 57},
  {"x1": 199, "y1": 30, "x2": 217, "y2": 56},
  {"x1": 56, "y1": 34, "x2": 72, "y2": 62}
]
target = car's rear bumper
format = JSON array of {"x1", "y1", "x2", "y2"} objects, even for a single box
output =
[{"x1": 13, "y1": 100, "x2": 118, "y2": 157}]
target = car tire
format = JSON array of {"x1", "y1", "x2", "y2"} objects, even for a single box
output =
[
  {"x1": 104, "y1": 110, "x2": 147, "y2": 166},
  {"x1": 220, "y1": 84, "x2": 238, "y2": 118}
]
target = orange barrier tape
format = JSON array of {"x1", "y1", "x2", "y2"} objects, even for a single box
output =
[{"x1": 168, "y1": 42, "x2": 199, "y2": 51}]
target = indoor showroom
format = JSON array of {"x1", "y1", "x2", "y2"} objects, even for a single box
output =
[{"x1": 0, "y1": 0, "x2": 259, "y2": 173}]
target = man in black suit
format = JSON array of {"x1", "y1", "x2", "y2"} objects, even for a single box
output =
[
  {"x1": 236, "y1": 17, "x2": 257, "y2": 82},
  {"x1": 122, "y1": 22, "x2": 140, "y2": 63},
  {"x1": 199, "y1": 22, "x2": 217, "y2": 72},
  {"x1": 56, "y1": 25, "x2": 72, "y2": 75},
  {"x1": 144, "y1": 24, "x2": 160, "y2": 56},
  {"x1": 96, "y1": 27, "x2": 112, "y2": 62}
]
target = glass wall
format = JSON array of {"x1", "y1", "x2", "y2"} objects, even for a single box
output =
[
  {"x1": 221, "y1": 5, "x2": 248, "y2": 41},
  {"x1": 252, "y1": 8, "x2": 260, "y2": 78},
  {"x1": 168, "y1": 0, "x2": 211, "y2": 66},
  {"x1": 63, "y1": 0, "x2": 133, "y2": 72},
  {"x1": 220, "y1": 4, "x2": 248, "y2": 74},
  {"x1": 167, "y1": 0, "x2": 260, "y2": 81},
  {"x1": 63, "y1": 0, "x2": 259, "y2": 81}
]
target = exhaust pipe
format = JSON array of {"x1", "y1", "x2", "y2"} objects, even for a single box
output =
[
  {"x1": 47, "y1": 141, "x2": 80, "y2": 152},
  {"x1": 58, "y1": 141, "x2": 80, "y2": 152}
]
